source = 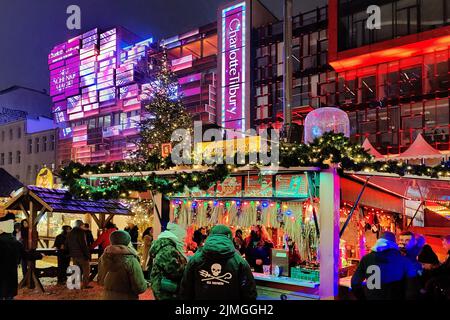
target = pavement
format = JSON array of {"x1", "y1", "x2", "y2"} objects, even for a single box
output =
[{"x1": 15, "y1": 256, "x2": 155, "y2": 300}]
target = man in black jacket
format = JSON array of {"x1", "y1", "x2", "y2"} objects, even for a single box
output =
[
  {"x1": 180, "y1": 225, "x2": 257, "y2": 300},
  {"x1": 66, "y1": 220, "x2": 91, "y2": 289},
  {"x1": 54, "y1": 225, "x2": 72, "y2": 285},
  {"x1": 351, "y1": 231, "x2": 419, "y2": 300},
  {"x1": 423, "y1": 235, "x2": 450, "y2": 299},
  {"x1": 0, "y1": 213, "x2": 22, "y2": 300}
]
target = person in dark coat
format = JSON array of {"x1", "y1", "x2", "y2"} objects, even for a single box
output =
[
  {"x1": 84, "y1": 223, "x2": 95, "y2": 247},
  {"x1": 351, "y1": 231, "x2": 419, "y2": 300},
  {"x1": 66, "y1": 220, "x2": 91, "y2": 289},
  {"x1": 54, "y1": 225, "x2": 72, "y2": 285},
  {"x1": 244, "y1": 225, "x2": 273, "y2": 273},
  {"x1": 0, "y1": 213, "x2": 22, "y2": 300},
  {"x1": 422, "y1": 235, "x2": 450, "y2": 300},
  {"x1": 233, "y1": 229, "x2": 246, "y2": 255},
  {"x1": 180, "y1": 225, "x2": 257, "y2": 300},
  {"x1": 124, "y1": 222, "x2": 139, "y2": 249}
]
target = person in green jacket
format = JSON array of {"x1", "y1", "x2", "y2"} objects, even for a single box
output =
[
  {"x1": 180, "y1": 225, "x2": 257, "y2": 300},
  {"x1": 98, "y1": 230, "x2": 148, "y2": 300},
  {"x1": 149, "y1": 222, "x2": 188, "y2": 300}
]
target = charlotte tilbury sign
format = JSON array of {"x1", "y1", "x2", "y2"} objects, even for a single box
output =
[{"x1": 220, "y1": 2, "x2": 247, "y2": 132}]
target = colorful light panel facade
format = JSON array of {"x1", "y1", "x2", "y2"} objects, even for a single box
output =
[{"x1": 48, "y1": 28, "x2": 153, "y2": 165}]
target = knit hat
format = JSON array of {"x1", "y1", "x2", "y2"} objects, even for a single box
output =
[
  {"x1": 110, "y1": 230, "x2": 131, "y2": 246},
  {"x1": 166, "y1": 222, "x2": 187, "y2": 242},
  {"x1": 210, "y1": 224, "x2": 232, "y2": 239},
  {"x1": 380, "y1": 231, "x2": 396, "y2": 243}
]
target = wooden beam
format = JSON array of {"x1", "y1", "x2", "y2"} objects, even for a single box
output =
[
  {"x1": 105, "y1": 214, "x2": 115, "y2": 226},
  {"x1": 90, "y1": 214, "x2": 101, "y2": 229},
  {"x1": 19, "y1": 202, "x2": 29, "y2": 220},
  {"x1": 35, "y1": 208, "x2": 47, "y2": 227},
  {"x1": 29, "y1": 190, "x2": 52, "y2": 212}
]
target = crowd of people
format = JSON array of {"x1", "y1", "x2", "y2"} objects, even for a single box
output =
[
  {"x1": 1, "y1": 210, "x2": 449, "y2": 301},
  {"x1": 351, "y1": 231, "x2": 450, "y2": 300}
]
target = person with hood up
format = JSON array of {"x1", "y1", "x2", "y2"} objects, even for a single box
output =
[
  {"x1": 351, "y1": 231, "x2": 419, "y2": 300},
  {"x1": 0, "y1": 213, "x2": 23, "y2": 300},
  {"x1": 180, "y1": 225, "x2": 257, "y2": 300},
  {"x1": 149, "y1": 222, "x2": 187, "y2": 300},
  {"x1": 97, "y1": 230, "x2": 148, "y2": 300}
]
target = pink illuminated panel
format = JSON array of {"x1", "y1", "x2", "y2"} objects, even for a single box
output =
[
  {"x1": 221, "y1": 2, "x2": 246, "y2": 132},
  {"x1": 49, "y1": 28, "x2": 154, "y2": 164}
]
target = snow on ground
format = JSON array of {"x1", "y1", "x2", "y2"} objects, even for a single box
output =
[{"x1": 15, "y1": 257, "x2": 154, "y2": 300}]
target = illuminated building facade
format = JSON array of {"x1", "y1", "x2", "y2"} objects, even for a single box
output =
[
  {"x1": 329, "y1": 0, "x2": 450, "y2": 154},
  {"x1": 48, "y1": 27, "x2": 154, "y2": 165},
  {"x1": 158, "y1": 23, "x2": 219, "y2": 124},
  {"x1": 253, "y1": 0, "x2": 449, "y2": 155},
  {"x1": 50, "y1": 0, "x2": 450, "y2": 165}
]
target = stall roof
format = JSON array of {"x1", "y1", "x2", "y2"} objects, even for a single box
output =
[
  {"x1": 398, "y1": 133, "x2": 443, "y2": 159},
  {"x1": 362, "y1": 138, "x2": 384, "y2": 159},
  {"x1": 4, "y1": 186, "x2": 131, "y2": 215},
  {"x1": 341, "y1": 174, "x2": 408, "y2": 213},
  {"x1": 0, "y1": 168, "x2": 24, "y2": 197}
]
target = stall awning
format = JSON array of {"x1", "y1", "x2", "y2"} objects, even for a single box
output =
[
  {"x1": 0, "y1": 168, "x2": 24, "y2": 197},
  {"x1": 4, "y1": 186, "x2": 131, "y2": 216},
  {"x1": 341, "y1": 175, "x2": 407, "y2": 213},
  {"x1": 398, "y1": 133, "x2": 443, "y2": 160},
  {"x1": 362, "y1": 138, "x2": 384, "y2": 160}
]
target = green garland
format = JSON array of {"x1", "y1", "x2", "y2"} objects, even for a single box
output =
[{"x1": 60, "y1": 132, "x2": 450, "y2": 200}]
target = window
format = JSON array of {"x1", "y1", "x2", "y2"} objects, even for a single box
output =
[
  {"x1": 9, "y1": 129, "x2": 13, "y2": 140},
  {"x1": 50, "y1": 135, "x2": 55, "y2": 151},
  {"x1": 8, "y1": 152, "x2": 12, "y2": 164},
  {"x1": 0, "y1": 153, "x2": 4, "y2": 165},
  {"x1": 17, "y1": 127, "x2": 21, "y2": 139},
  {"x1": 35, "y1": 138, "x2": 40, "y2": 153},
  {"x1": 1, "y1": 131, "x2": 4, "y2": 141},
  {"x1": 16, "y1": 151, "x2": 21, "y2": 164},
  {"x1": 28, "y1": 139, "x2": 33, "y2": 154},
  {"x1": 43, "y1": 136, "x2": 47, "y2": 152},
  {"x1": 400, "y1": 66, "x2": 422, "y2": 96}
]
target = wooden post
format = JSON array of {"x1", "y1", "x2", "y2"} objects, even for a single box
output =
[
  {"x1": 319, "y1": 168, "x2": 340, "y2": 300},
  {"x1": 20, "y1": 199, "x2": 44, "y2": 293},
  {"x1": 152, "y1": 193, "x2": 170, "y2": 238}
]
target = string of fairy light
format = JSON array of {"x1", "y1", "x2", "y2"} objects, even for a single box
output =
[{"x1": 60, "y1": 131, "x2": 450, "y2": 200}]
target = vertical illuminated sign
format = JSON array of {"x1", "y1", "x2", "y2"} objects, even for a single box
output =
[{"x1": 221, "y1": 2, "x2": 246, "y2": 132}]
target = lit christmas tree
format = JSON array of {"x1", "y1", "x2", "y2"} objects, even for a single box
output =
[{"x1": 136, "y1": 51, "x2": 192, "y2": 164}]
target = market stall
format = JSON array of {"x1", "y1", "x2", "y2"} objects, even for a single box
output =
[{"x1": 3, "y1": 185, "x2": 132, "y2": 292}]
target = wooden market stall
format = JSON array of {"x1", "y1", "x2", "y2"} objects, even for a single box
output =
[{"x1": 3, "y1": 185, "x2": 132, "y2": 292}]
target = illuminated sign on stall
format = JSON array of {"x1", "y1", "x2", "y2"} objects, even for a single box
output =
[{"x1": 221, "y1": 2, "x2": 246, "y2": 132}]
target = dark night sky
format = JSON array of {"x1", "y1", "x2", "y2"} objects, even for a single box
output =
[{"x1": 0, "y1": 0, "x2": 326, "y2": 92}]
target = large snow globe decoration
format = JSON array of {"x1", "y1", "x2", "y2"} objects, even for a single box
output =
[{"x1": 304, "y1": 107, "x2": 350, "y2": 144}]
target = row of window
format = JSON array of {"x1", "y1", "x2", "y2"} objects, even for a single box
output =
[
  {"x1": 338, "y1": 0, "x2": 450, "y2": 51},
  {"x1": 27, "y1": 135, "x2": 55, "y2": 154},
  {"x1": 0, "y1": 151, "x2": 21, "y2": 165},
  {"x1": 70, "y1": 111, "x2": 140, "y2": 129},
  {"x1": 0, "y1": 126, "x2": 22, "y2": 142}
]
